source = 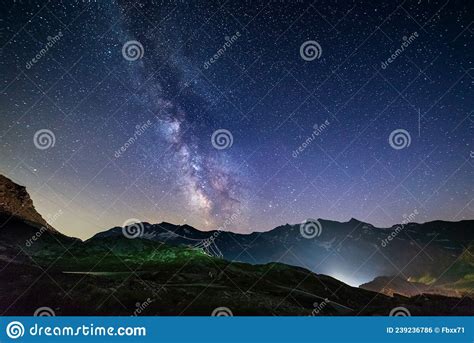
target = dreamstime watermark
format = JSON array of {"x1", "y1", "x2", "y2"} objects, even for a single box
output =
[
  {"x1": 26, "y1": 32, "x2": 63, "y2": 70},
  {"x1": 195, "y1": 209, "x2": 241, "y2": 258},
  {"x1": 6, "y1": 321, "x2": 146, "y2": 338},
  {"x1": 46, "y1": 210, "x2": 63, "y2": 226},
  {"x1": 6, "y1": 321, "x2": 24, "y2": 339},
  {"x1": 309, "y1": 298, "x2": 329, "y2": 316},
  {"x1": 217, "y1": 209, "x2": 241, "y2": 232},
  {"x1": 122, "y1": 218, "x2": 145, "y2": 239},
  {"x1": 25, "y1": 226, "x2": 48, "y2": 247},
  {"x1": 211, "y1": 129, "x2": 233, "y2": 150},
  {"x1": 381, "y1": 32, "x2": 419, "y2": 70},
  {"x1": 141, "y1": 230, "x2": 157, "y2": 240},
  {"x1": 211, "y1": 306, "x2": 233, "y2": 316},
  {"x1": 25, "y1": 209, "x2": 62, "y2": 247},
  {"x1": 34, "y1": 307, "x2": 56, "y2": 316},
  {"x1": 300, "y1": 40, "x2": 322, "y2": 61},
  {"x1": 203, "y1": 32, "x2": 241, "y2": 69},
  {"x1": 380, "y1": 209, "x2": 419, "y2": 248},
  {"x1": 293, "y1": 120, "x2": 330, "y2": 158},
  {"x1": 33, "y1": 129, "x2": 56, "y2": 150},
  {"x1": 300, "y1": 218, "x2": 323, "y2": 239},
  {"x1": 131, "y1": 298, "x2": 154, "y2": 316},
  {"x1": 114, "y1": 120, "x2": 153, "y2": 158},
  {"x1": 122, "y1": 40, "x2": 144, "y2": 61},
  {"x1": 389, "y1": 129, "x2": 411, "y2": 150},
  {"x1": 389, "y1": 306, "x2": 411, "y2": 316}
]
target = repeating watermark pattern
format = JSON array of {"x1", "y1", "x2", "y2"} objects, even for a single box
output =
[
  {"x1": 217, "y1": 209, "x2": 241, "y2": 232},
  {"x1": 389, "y1": 129, "x2": 411, "y2": 150},
  {"x1": 194, "y1": 209, "x2": 241, "y2": 257},
  {"x1": 141, "y1": 231, "x2": 157, "y2": 240},
  {"x1": 25, "y1": 210, "x2": 63, "y2": 247},
  {"x1": 381, "y1": 209, "x2": 419, "y2": 248},
  {"x1": 122, "y1": 40, "x2": 144, "y2": 61},
  {"x1": 33, "y1": 129, "x2": 56, "y2": 150},
  {"x1": 203, "y1": 32, "x2": 241, "y2": 69},
  {"x1": 6, "y1": 321, "x2": 24, "y2": 339},
  {"x1": 211, "y1": 306, "x2": 233, "y2": 316},
  {"x1": 292, "y1": 120, "x2": 330, "y2": 158},
  {"x1": 211, "y1": 129, "x2": 233, "y2": 150},
  {"x1": 46, "y1": 209, "x2": 64, "y2": 226},
  {"x1": 196, "y1": 235, "x2": 222, "y2": 257},
  {"x1": 122, "y1": 218, "x2": 145, "y2": 239},
  {"x1": 26, "y1": 32, "x2": 63, "y2": 70},
  {"x1": 131, "y1": 298, "x2": 154, "y2": 316},
  {"x1": 33, "y1": 306, "x2": 56, "y2": 316},
  {"x1": 300, "y1": 218, "x2": 323, "y2": 239},
  {"x1": 389, "y1": 306, "x2": 411, "y2": 316},
  {"x1": 114, "y1": 120, "x2": 153, "y2": 158},
  {"x1": 381, "y1": 32, "x2": 419, "y2": 69},
  {"x1": 25, "y1": 226, "x2": 47, "y2": 247},
  {"x1": 309, "y1": 298, "x2": 329, "y2": 316},
  {"x1": 300, "y1": 40, "x2": 322, "y2": 61}
]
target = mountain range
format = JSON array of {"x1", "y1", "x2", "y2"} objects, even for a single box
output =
[
  {"x1": 93, "y1": 215, "x2": 474, "y2": 296},
  {"x1": 0, "y1": 174, "x2": 472, "y2": 316}
]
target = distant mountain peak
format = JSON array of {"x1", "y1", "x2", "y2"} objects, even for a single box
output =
[
  {"x1": 156, "y1": 222, "x2": 194, "y2": 232},
  {"x1": 347, "y1": 217, "x2": 366, "y2": 224}
]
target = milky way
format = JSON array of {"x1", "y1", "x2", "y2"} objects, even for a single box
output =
[{"x1": 119, "y1": 3, "x2": 244, "y2": 228}]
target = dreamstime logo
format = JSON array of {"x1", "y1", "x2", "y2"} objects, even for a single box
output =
[
  {"x1": 293, "y1": 120, "x2": 330, "y2": 158},
  {"x1": 114, "y1": 120, "x2": 153, "y2": 158},
  {"x1": 33, "y1": 129, "x2": 56, "y2": 150},
  {"x1": 389, "y1": 129, "x2": 411, "y2": 150},
  {"x1": 300, "y1": 40, "x2": 322, "y2": 61},
  {"x1": 211, "y1": 307, "x2": 233, "y2": 316},
  {"x1": 132, "y1": 298, "x2": 154, "y2": 316},
  {"x1": 122, "y1": 40, "x2": 144, "y2": 61},
  {"x1": 25, "y1": 226, "x2": 48, "y2": 247},
  {"x1": 26, "y1": 210, "x2": 63, "y2": 247},
  {"x1": 46, "y1": 209, "x2": 64, "y2": 226},
  {"x1": 122, "y1": 218, "x2": 144, "y2": 239},
  {"x1": 309, "y1": 298, "x2": 329, "y2": 316},
  {"x1": 34, "y1": 306, "x2": 56, "y2": 316},
  {"x1": 203, "y1": 32, "x2": 241, "y2": 69},
  {"x1": 389, "y1": 306, "x2": 411, "y2": 316},
  {"x1": 26, "y1": 31, "x2": 63, "y2": 70},
  {"x1": 381, "y1": 209, "x2": 419, "y2": 248},
  {"x1": 211, "y1": 129, "x2": 233, "y2": 150},
  {"x1": 381, "y1": 32, "x2": 419, "y2": 70},
  {"x1": 300, "y1": 218, "x2": 322, "y2": 239},
  {"x1": 6, "y1": 321, "x2": 25, "y2": 339},
  {"x1": 194, "y1": 209, "x2": 241, "y2": 258}
]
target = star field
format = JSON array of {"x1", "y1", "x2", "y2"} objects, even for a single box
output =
[{"x1": 0, "y1": 0, "x2": 472, "y2": 239}]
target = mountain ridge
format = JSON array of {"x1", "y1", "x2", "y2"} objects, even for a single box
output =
[
  {"x1": 90, "y1": 217, "x2": 473, "y2": 293},
  {"x1": 89, "y1": 217, "x2": 474, "y2": 244},
  {"x1": 1, "y1": 172, "x2": 471, "y2": 241},
  {"x1": 1, "y1": 174, "x2": 473, "y2": 301}
]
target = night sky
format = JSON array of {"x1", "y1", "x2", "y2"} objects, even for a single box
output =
[{"x1": 0, "y1": 0, "x2": 472, "y2": 240}]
